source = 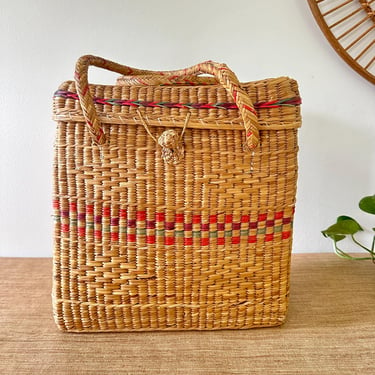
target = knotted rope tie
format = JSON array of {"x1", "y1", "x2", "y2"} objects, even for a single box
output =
[
  {"x1": 137, "y1": 110, "x2": 191, "y2": 165},
  {"x1": 158, "y1": 130, "x2": 184, "y2": 165}
]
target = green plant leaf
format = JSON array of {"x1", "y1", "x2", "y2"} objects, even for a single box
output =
[
  {"x1": 321, "y1": 230, "x2": 346, "y2": 242},
  {"x1": 359, "y1": 195, "x2": 375, "y2": 215},
  {"x1": 337, "y1": 216, "x2": 363, "y2": 231},
  {"x1": 337, "y1": 215, "x2": 357, "y2": 222},
  {"x1": 322, "y1": 217, "x2": 363, "y2": 238}
]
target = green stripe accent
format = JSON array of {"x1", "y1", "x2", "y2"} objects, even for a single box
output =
[
  {"x1": 224, "y1": 230, "x2": 232, "y2": 237},
  {"x1": 174, "y1": 230, "x2": 184, "y2": 237},
  {"x1": 257, "y1": 228, "x2": 266, "y2": 235},
  {"x1": 192, "y1": 231, "x2": 201, "y2": 238},
  {"x1": 64, "y1": 218, "x2": 294, "y2": 237},
  {"x1": 107, "y1": 99, "x2": 121, "y2": 105}
]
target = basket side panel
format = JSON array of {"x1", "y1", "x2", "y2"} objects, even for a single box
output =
[{"x1": 52, "y1": 113, "x2": 298, "y2": 331}]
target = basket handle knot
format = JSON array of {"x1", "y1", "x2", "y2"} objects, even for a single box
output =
[
  {"x1": 137, "y1": 110, "x2": 190, "y2": 165},
  {"x1": 158, "y1": 129, "x2": 184, "y2": 165}
]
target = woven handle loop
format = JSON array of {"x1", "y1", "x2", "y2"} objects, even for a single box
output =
[
  {"x1": 117, "y1": 74, "x2": 218, "y2": 86},
  {"x1": 74, "y1": 55, "x2": 260, "y2": 149}
]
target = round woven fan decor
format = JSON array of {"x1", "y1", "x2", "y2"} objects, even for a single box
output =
[{"x1": 308, "y1": 0, "x2": 375, "y2": 84}]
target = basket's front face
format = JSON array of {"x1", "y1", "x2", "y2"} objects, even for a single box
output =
[{"x1": 52, "y1": 79, "x2": 300, "y2": 332}]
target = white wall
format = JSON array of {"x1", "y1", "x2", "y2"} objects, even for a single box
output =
[{"x1": 1, "y1": 0, "x2": 374, "y2": 257}]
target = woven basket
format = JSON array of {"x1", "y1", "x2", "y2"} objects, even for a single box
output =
[{"x1": 52, "y1": 55, "x2": 302, "y2": 332}]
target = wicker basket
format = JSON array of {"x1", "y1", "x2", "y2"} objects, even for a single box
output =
[{"x1": 52, "y1": 55, "x2": 302, "y2": 332}]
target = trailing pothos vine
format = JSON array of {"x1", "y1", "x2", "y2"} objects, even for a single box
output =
[{"x1": 322, "y1": 195, "x2": 375, "y2": 262}]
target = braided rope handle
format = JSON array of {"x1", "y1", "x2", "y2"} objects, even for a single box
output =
[
  {"x1": 74, "y1": 55, "x2": 260, "y2": 149},
  {"x1": 117, "y1": 74, "x2": 218, "y2": 86}
]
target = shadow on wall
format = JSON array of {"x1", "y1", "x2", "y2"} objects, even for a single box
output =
[{"x1": 293, "y1": 111, "x2": 373, "y2": 252}]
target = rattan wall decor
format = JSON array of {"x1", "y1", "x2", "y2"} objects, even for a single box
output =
[
  {"x1": 52, "y1": 55, "x2": 302, "y2": 332},
  {"x1": 308, "y1": 0, "x2": 375, "y2": 84}
]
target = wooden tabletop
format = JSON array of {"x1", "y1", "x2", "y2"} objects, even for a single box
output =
[{"x1": 1, "y1": 254, "x2": 374, "y2": 375}]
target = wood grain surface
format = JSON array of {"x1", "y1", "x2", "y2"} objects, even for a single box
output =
[{"x1": 1, "y1": 254, "x2": 374, "y2": 374}]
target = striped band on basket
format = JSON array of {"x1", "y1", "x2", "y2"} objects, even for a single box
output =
[
  {"x1": 53, "y1": 200, "x2": 294, "y2": 246},
  {"x1": 53, "y1": 90, "x2": 301, "y2": 111}
]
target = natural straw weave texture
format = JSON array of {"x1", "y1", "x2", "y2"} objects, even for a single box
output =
[{"x1": 52, "y1": 55, "x2": 302, "y2": 332}]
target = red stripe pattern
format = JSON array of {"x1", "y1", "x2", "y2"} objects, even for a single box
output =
[
  {"x1": 54, "y1": 90, "x2": 301, "y2": 111},
  {"x1": 53, "y1": 201, "x2": 294, "y2": 247}
]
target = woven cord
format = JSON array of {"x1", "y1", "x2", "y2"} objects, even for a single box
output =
[
  {"x1": 75, "y1": 55, "x2": 151, "y2": 145},
  {"x1": 177, "y1": 61, "x2": 259, "y2": 149},
  {"x1": 137, "y1": 110, "x2": 191, "y2": 164},
  {"x1": 136, "y1": 110, "x2": 158, "y2": 143},
  {"x1": 136, "y1": 110, "x2": 191, "y2": 143},
  {"x1": 74, "y1": 55, "x2": 260, "y2": 149}
]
